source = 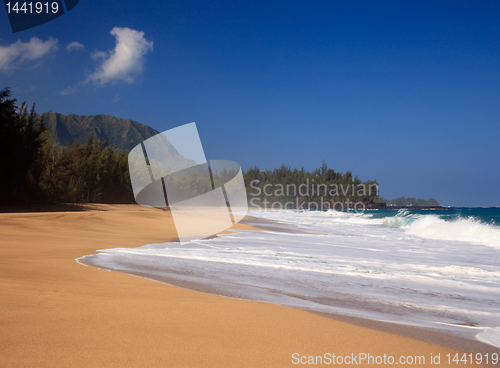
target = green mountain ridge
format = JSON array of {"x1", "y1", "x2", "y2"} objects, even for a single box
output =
[
  {"x1": 43, "y1": 112, "x2": 160, "y2": 151},
  {"x1": 44, "y1": 112, "x2": 199, "y2": 174}
]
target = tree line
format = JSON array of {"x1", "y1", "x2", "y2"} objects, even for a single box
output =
[
  {"x1": 243, "y1": 162, "x2": 379, "y2": 209},
  {"x1": 1, "y1": 88, "x2": 381, "y2": 208},
  {"x1": 0, "y1": 88, "x2": 134, "y2": 205}
]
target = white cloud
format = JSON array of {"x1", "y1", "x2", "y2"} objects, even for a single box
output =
[
  {"x1": 86, "y1": 27, "x2": 153, "y2": 85},
  {"x1": 60, "y1": 85, "x2": 77, "y2": 95},
  {"x1": 0, "y1": 37, "x2": 58, "y2": 72},
  {"x1": 91, "y1": 51, "x2": 107, "y2": 60},
  {"x1": 112, "y1": 94, "x2": 120, "y2": 103},
  {"x1": 66, "y1": 41, "x2": 85, "y2": 52}
]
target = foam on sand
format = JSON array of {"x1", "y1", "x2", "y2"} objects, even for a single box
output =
[{"x1": 79, "y1": 209, "x2": 500, "y2": 347}]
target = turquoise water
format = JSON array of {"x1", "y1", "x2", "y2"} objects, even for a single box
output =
[{"x1": 368, "y1": 207, "x2": 500, "y2": 226}]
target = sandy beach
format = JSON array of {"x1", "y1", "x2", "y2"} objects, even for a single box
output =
[{"x1": 0, "y1": 204, "x2": 494, "y2": 367}]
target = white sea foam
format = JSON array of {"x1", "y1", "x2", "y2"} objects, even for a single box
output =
[
  {"x1": 325, "y1": 209, "x2": 500, "y2": 248},
  {"x1": 78, "y1": 209, "x2": 500, "y2": 345},
  {"x1": 403, "y1": 215, "x2": 500, "y2": 249}
]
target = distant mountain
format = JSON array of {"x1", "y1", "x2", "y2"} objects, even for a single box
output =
[{"x1": 43, "y1": 113, "x2": 160, "y2": 151}]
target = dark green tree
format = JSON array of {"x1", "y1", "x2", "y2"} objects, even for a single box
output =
[{"x1": 0, "y1": 88, "x2": 47, "y2": 204}]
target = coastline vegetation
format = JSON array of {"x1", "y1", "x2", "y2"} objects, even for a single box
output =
[
  {"x1": 0, "y1": 88, "x2": 133, "y2": 205},
  {"x1": 1, "y1": 88, "x2": 436, "y2": 208},
  {"x1": 243, "y1": 162, "x2": 380, "y2": 209},
  {"x1": 379, "y1": 196, "x2": 440, "y2": 207}
]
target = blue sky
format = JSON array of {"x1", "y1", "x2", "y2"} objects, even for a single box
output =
[{"x1": 1, "y1": 1, "x2": 500, "y2": 206}]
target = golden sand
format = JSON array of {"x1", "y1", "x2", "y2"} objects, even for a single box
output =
[{"x1": 0, "y1": 204, "x2": 489, "y2": 367}]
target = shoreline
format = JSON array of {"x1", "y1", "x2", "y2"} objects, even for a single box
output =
[
  {"x1": 82, "y1": 257, "x2": 500, "y2": 357},
  {"x1": 81, "y1": 209, "x2": 500, "y2": 350},
  {"x1": 1, "y1": 204, "x2": 497, "y2": 367},
  {"x1": 80, "y1": 233, "x2": 500, "y2": 357}
]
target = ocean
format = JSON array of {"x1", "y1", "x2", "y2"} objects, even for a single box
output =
[{"x1": 78, "y1": 207, "x2": 500, "y2": 348}]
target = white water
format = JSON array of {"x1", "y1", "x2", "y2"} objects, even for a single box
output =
[
  {"x1": 374, "y1": 210, "x2": 500, "y2": 249},
  {"x1": 78, "y1": 209, "x2": 500, "y2": 348}
]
